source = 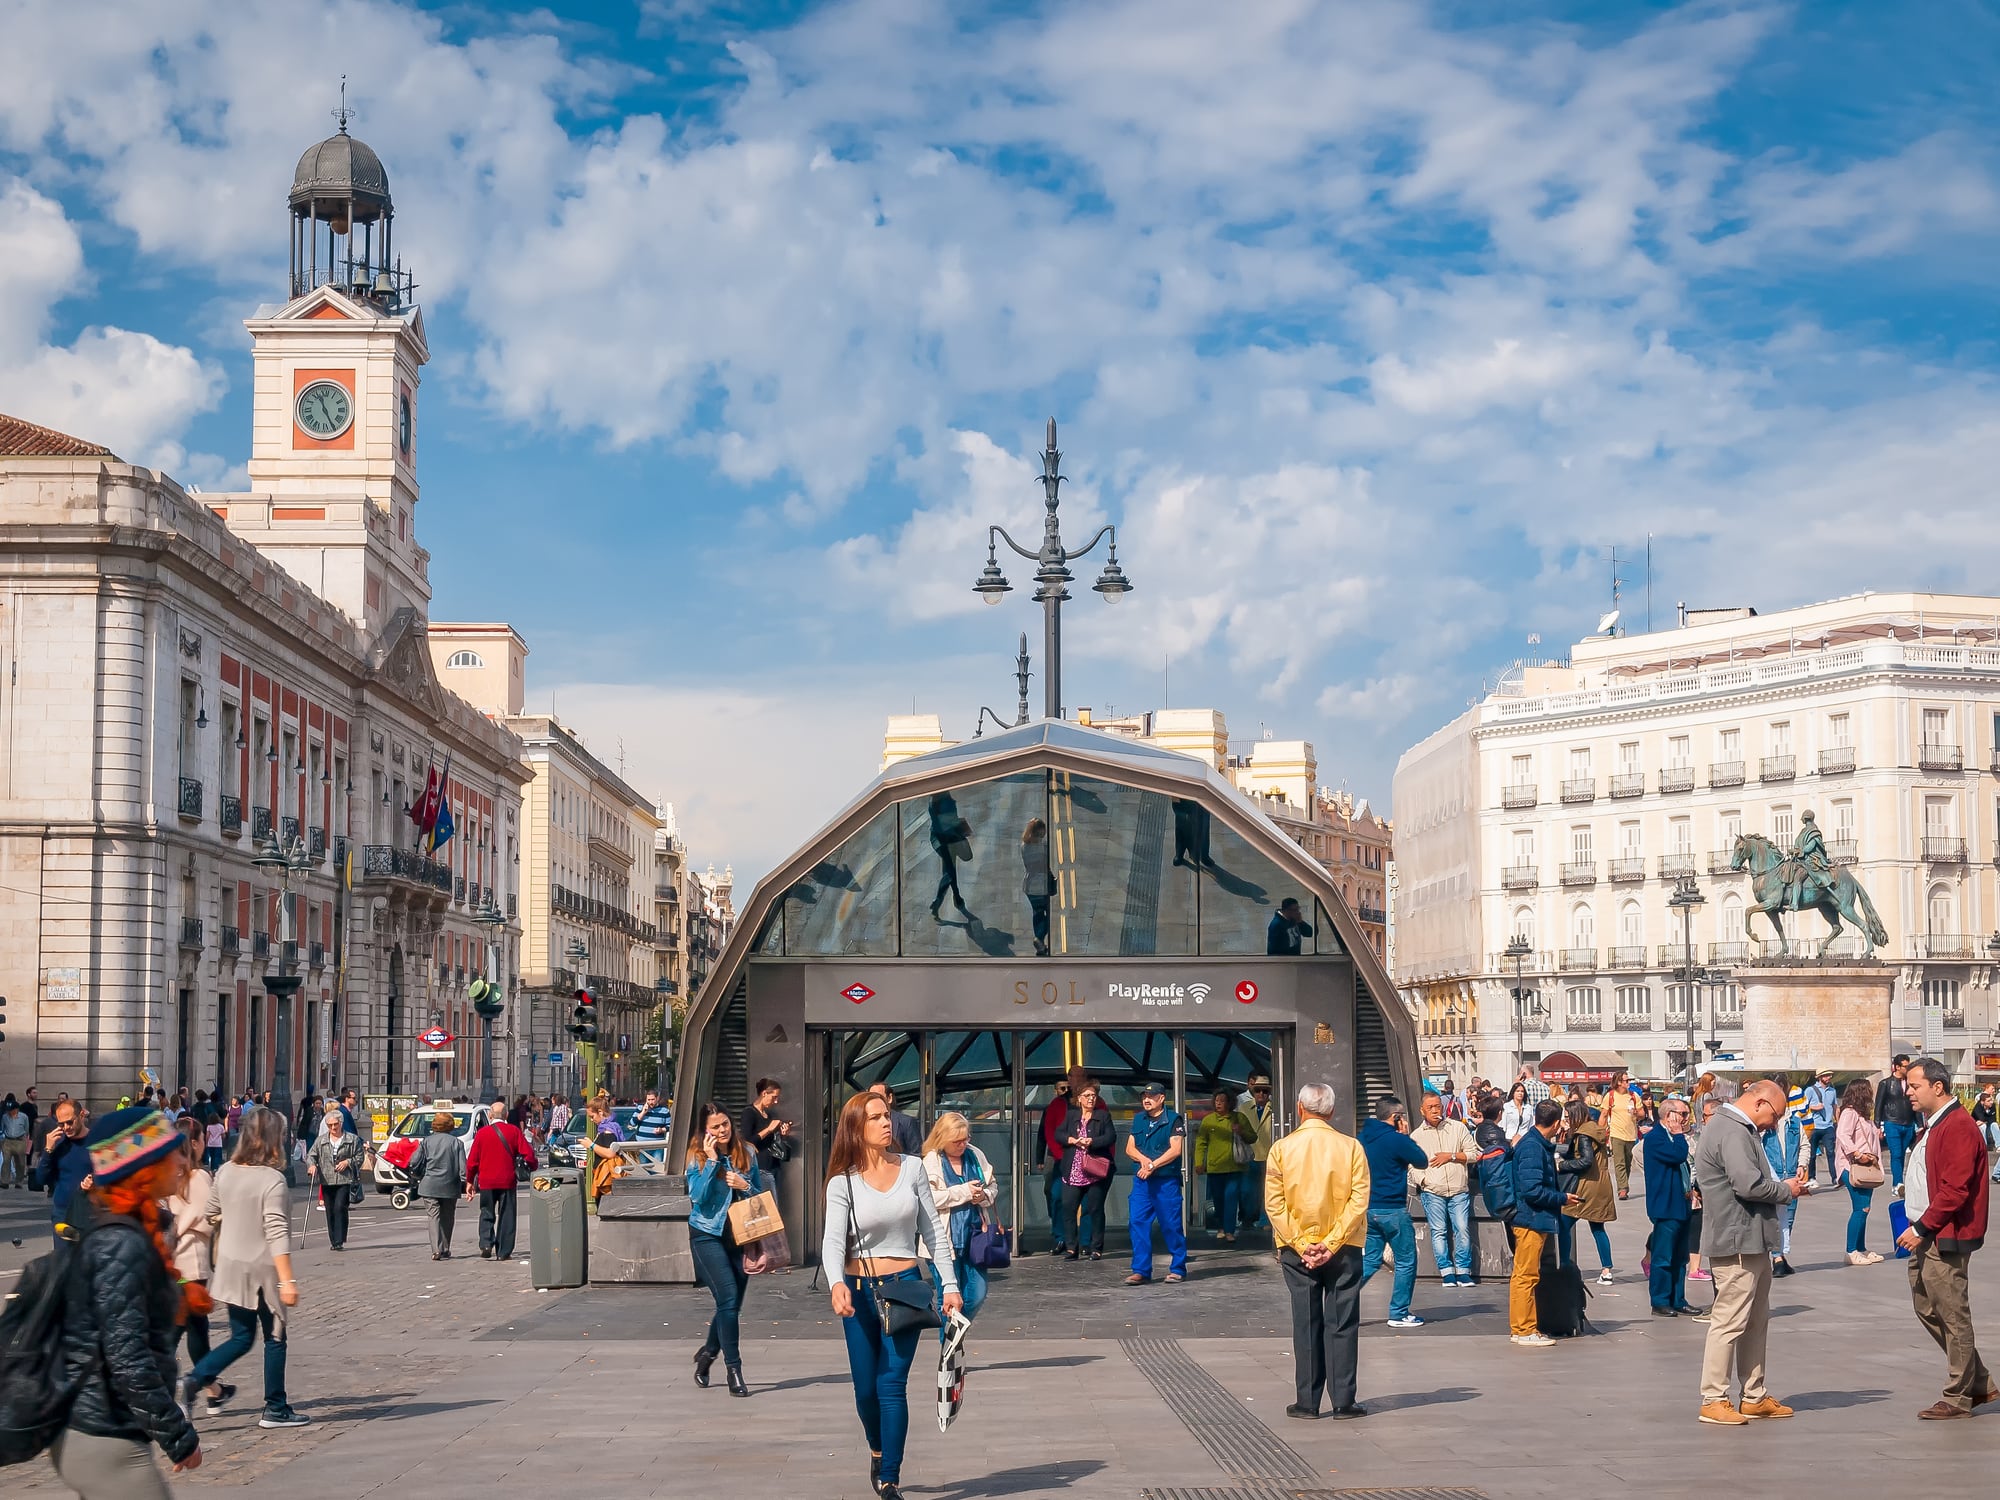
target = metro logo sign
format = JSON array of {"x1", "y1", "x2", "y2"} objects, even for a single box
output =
[
  {"x1": 418, "y1": 1025, "x2": 454, "y2": 1051},
  {"x1": 841, "y1": 982, "x2": 876, "y2": 1005},
  {"x1": 1234, "y1": 980, "x2": 1259, "y2": 1005}
]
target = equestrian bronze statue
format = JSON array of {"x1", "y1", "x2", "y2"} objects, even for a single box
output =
[{"x1": 1730, "y1": 810, "x2": 1888, "y2": 956}]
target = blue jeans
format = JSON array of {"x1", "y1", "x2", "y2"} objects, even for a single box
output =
[
  {"x1": 1128, "y1": 1173, "x2": 1188, "y2": 1278},
  {"x1": 1647, "y1": 1218, "x2": 1689, "y2": 1310},
  {"x1": 689, "y1": 1227, "x2": 746, "y2": 1367},
  {"x1": 1204, "y1": 1171, "x2": 1240, "y2": 1232},
  {"x1": 1360, "y1": 1206, "x2": 1417, "y2": 1320},
  {"x1": 1044, "y1": 1160, "x2": 1066, "y2": 1249},
  {"x1": 841, "y1": 1270, "x2": 924, "y2": 1485},
  {"x1": 1555, "y1": 1216, "x2": 1612, "y2": 1269},
  {"x1": 1885, "y1": 1121, "x2": 1916, "y2": 1188},
  {"x1": 189, "y1": 1298, "x2": 288, "y2": 1415},
  {"x1": 1241, "y1": 1161, "x2": 1268, "y2": 1228},
  {"x1": 1806, "y1": 1126, "x2": 1838, "y2": 1181},
  {"x1": 1841, "y1": 1170, "x2": 1874, "y2": 1253},
  {"x1": 1419, "y1": 1191, "x2": 1473, "y2": 1278},
  {"x1": 929, "y1": 1254, "x2": 987, "y2": 1340}
]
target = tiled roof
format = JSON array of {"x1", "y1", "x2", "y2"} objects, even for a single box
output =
[{"x1": 0, "y1": 413, "x2": 116, "y2": 459}]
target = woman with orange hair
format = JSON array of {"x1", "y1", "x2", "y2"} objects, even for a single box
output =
[{"x1": 53, "y1": 1106, "x2": 202, "y2": 1496}]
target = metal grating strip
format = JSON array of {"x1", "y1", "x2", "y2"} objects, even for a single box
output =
[
  {"x1": 1144, "y1": 1489, "x2": 1489, "y2": 1500},
  {"x1": 1122, "y1": 1337, "x2": 1319, "y2": 1484}
]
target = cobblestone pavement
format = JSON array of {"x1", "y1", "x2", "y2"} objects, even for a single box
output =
[{"x1": 3, "y1": 1177, "x2": 1998, "y2": 1497}]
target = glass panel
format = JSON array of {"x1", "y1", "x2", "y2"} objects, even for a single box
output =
[
  {"x1": 783, "y1": 807, "x2": 898, "y2": 956},
  {"x1": 1194, "y1": 818, "x2": 1309, "y2": 954},
  {"x1": 831, "y1": 1030, "x2": 923, "y2": 1109},
  {"x1": 899, "y1": 774, "x2": 1047, "y2": 958},
  {"x1": 931, "y1": 1030, "x2": 1015, "y2": 1231},
  {"x1": 1314, "y1": 898, "x2": 1346, "y2": 955},
  {"x1": 753, "y1": 908, "x2": 783, "y2": 955},
  {"x1": 1048, "y1": 773, "x2": 1197, "y2": 956}
]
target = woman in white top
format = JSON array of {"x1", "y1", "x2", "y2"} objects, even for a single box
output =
[
  {"x1": 920, "y1": 1111, "x2": 997, "y2": 1337},
  {"x1": 1502, "y1": 1081, "x2": 1531, "y2": 1142},
  {"x1": 180, "y1": 1107, "x2": 310, "y2": 1429},
  {"x1": 823, "y1": 1091, "x2": 962, "y2": 1500},
  {"x1": 166, "y1": 1121, "x2": 218, "y2": 1377}
]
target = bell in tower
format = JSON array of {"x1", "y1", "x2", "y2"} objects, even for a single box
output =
[{"x1": 288, "y1": 82, "x2": 414, "y2": 310}]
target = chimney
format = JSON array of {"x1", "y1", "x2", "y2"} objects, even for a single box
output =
[{"x1": 1077, "y1": 707, "x2": 1094, "y2": 726}]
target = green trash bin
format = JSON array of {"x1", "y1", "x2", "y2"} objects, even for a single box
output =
[{"x1": 529, "y1": 1167, "x2": 588, "y2": 1288}]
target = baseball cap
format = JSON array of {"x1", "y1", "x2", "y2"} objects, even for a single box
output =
[{"x1": 1139, "y1": 1081, "x2": 1168, "y2": 1098}]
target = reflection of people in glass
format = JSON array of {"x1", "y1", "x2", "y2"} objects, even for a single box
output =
[
  {"x1": 926, "y1": 792, "x2": 972, "y2": 918},
  {"x1": 1021, "y1": 819, "x2": 1053, "y2": 956},
  {"x1": 1171, "y1": 799, "x2": 1212, "y2": 870},
  {"x1": 1266, "y1": 897, "x2": 1315, "y2": 955}
]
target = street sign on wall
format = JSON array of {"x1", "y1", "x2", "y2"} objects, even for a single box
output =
[{"x1": 419, "y1": 1026, "x2": 454, "y2": 1052}]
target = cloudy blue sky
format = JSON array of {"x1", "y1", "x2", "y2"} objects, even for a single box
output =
[{"x1": 4, "y1": 0, "x2": 1997, "y2": 880}]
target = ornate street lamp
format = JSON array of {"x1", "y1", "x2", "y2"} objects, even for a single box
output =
[
  {"x1": 973, "y1": 418, "x2": 1132, "y2": 721},
  {"x1": 1669, "y1": 874, "x2": 1707, "y2": 1081},
  {"x1": 471, "y1": 895, "x2": 507, "y2": 1105},
  {"x1": 1504, "y1": 934, "x2": 1540, "y2": 1072},
  {"x1": 251, "y1": 832, "x2": 313, "y2": 1121}
]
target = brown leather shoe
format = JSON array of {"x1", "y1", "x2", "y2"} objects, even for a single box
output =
[
  {"x1": 1698, "y1": 1400, "x2": 1750, "y2": 1426},
  {"x1": 1738, "y1": 1397, "x2": 1794, "y2": 1419},
  {"x1": 1918, "y1": 1400, "x2": 1974, "y2": 1420}
]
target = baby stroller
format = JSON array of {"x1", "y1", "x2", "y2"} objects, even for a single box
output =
[{"x1": 378, "y1": 1135, "x2": 419, "y2": 1210}]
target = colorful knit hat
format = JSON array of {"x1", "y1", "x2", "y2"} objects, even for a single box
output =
[{"x1": 85, "y1": 1106, "x2": 182, "y2": 1186}]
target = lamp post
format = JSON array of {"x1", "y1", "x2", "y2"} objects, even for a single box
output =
[
  {"x1": 1504, "y1": 934, "x2": 1536, "y2": 1072},
  {"x1": 565, "y1": 938, "x2": 595, "y2": 1099},
  {"x1": 471, "y1": 896, "x2": 506, "y2": 1106},
  {"x1": 973, "y1": 418, "x2": 1132, "y2": 720},
  {"x1": 1669, "y1": 874, "x2": 1707, "y2": 1081},
  {"x1": 251, "y1": 831, "x2": 314, "y2": 1124}
]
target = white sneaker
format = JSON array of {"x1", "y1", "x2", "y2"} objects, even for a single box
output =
[
  {"x1": 1386, "y1": 1315, "x2": 1425, "y2": 1329},
  {"x1": 1511, "y1": 1332, "x2": 1556, "y2": 1347},
  {"x1": 1596, "y1": 1269, "x2": 1614, "y2": 1286}
]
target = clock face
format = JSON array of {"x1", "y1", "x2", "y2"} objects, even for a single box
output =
[
  {"x1": 296, "y1": 380, "x2": 353, "y2": 440},
  {"x1": 398, "y1": 391, "x2": 412, "y2": 454}
]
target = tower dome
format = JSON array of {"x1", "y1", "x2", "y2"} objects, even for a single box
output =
[{"x1": 286, "y1": 102, "x2": 413, "y2": 310}]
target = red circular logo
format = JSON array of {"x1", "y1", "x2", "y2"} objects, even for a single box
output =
[{"x1": 1235, "y1": 980, "x2": 1259, "y2": 1005}]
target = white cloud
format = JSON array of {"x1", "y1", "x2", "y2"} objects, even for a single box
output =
[{"x1": 0, "y1": 179, "x2": 222, "y2": 463}]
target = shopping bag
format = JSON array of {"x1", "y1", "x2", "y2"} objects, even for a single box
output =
[
  {"x1": 937, "y1": 1312, "x2": 972, "y2": 1432},
  {"x1": 1889, "y1": 1198, "x2": 1913, "y2": 1258},
  {"x1": 727, "y1": 1190, "x2": 785, "y2": 1244}
]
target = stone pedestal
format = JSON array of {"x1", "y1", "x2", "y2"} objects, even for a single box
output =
[{"x1": 1739, "y1": 964, "x2": 1896, "y2": 1073}]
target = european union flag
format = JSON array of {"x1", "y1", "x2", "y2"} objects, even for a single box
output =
[{"x1": 430, "y1": 797, "x2": 455, "y2": 854}]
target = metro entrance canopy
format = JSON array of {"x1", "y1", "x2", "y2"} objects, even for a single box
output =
[{"x1": 660, "y1": 720, "x2": 1421, "y2": 1278}]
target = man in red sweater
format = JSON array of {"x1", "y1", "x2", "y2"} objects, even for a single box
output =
[
  {"x1": 1896, "y1": 1057, "x2": 1995, "y2": 1419},
  {"x1": 464, "y1": 1103, "x2": 538, "y2": 1262}
]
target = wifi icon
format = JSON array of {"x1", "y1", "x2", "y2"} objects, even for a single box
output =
[{"x1": 1188, "y1": 982, "x2": 1211, "y2": 1004}]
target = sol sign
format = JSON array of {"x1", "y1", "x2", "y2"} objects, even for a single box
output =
[{"x1": 418, "y1": 1025, "x2": 454, "y2": 1052}]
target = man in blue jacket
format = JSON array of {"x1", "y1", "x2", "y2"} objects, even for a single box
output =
[
  {"x1": 1358, "y1": 1096, "x2": 1432, "y2": 1329},
  {"x1": 1509, "y1": 1100, "x2": 1575, "y2": 1347},
  {"x1": 30, "y1": 1097, "x2": 91, "y2": 1236},
  {"x1": 1643, "y1": 1097, "x2": 1695, "y2": 1315}
]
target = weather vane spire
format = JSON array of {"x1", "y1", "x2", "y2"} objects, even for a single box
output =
[{"x1": 332, "y1": 76, "x2": 352, "y2": 134}]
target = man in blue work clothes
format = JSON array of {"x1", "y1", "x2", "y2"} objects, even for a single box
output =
[
  {"x1": 1125, "y1": 1082, "x2": 1189, "y2": 1285},
  {"x1": 1801, "y1": 1069, "x2": 1838, "y2": 1184},
  {"x1": 1359, "y1": 1095, "x2": 1432, "y2": 1328},
  {"x1": 30, "y1": 1096, "x2": 91, "y2": 1237},
  {"x1": 1642, "y1": 1096, "x2": 1695, "y2": 1316}
]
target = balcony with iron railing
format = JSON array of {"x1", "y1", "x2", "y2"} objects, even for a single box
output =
[
  {"x1": 1710, "y1": 941, "x2": 1749, "y2": 964},
  {"x1": 1818, "y1": 746, "x2": 1855, "y2": 775},
  {"x1": 309, "y1": 941, "x2": 326, "y2": 970},
  {"x1": 309, "y1": 826, "x2": 326, "y2": 860},
  {"x1": 220, "y1": 925, "x2": 240, "y2": 957},
  {"x1": 360, "y1": 844, "x2": 455, "y2": 894},
  {"x1": 1708, "y1": 849, "x2": 1740, "y2": 874},
  {"x1": 1919, "y1": 741, "x2": 1964, "y2": 772},
  {"x1": 1714, "y1": 1006, "x2": 1744, "y2": 1028},
  {"x1": 1615, "y1": 1008, "x2": 1653, "y2": 1031},
  {"x1": 1358, "y1": 904, "x2": 1387, "y2": 924},
  {"x1": 252, "y1": 931, "x2": 270, "y2": 960},
  {"x1": 1665, "y1": 1005, "x2": 1700, "y2": 1030},
  {"x1": 1560, "y1": 947, "x2": 1597, "y2": 972},
  {"x1": 1829, "y1": 839, "x2": 1858, "y2": 864},
  {"x1": 1945, "y1": 1012, "x2": 1968, "y2": 1030},
  {"x1": 1658, "y1": 853, "x2": 1697, "y2": 880},
  {"x1": 252, "y1": 805, "x2": 273, "y2": 841},
  {"x1": 1913, "y1": 934, "x2": 1977, "y2": 960},
  {"x1": 1564, "y1": 1010, "x2": 1602, "y2": 1031},
  {"x1": 456, "y1": 876, "x2": 467, "y2": 903},
  {"x1": 1659, "y1": 942, "x2": 1696, "y2": 966},
  {"x1": 178, "y1": 776, "x2": 203, "y2": 819},
  {"x1": 179, "y1": 917, "x2": 202, "y2": 948},
  {"x1": 1608, "y1": 945, "x2": 1646, "y2": 968},
  {"x1": 220, "y1": 794, "x2": 241, "y2": 836},
  {"x1": 1608, "y1": 857, "x2": 1645, "y2": 883},
  {"x1": 1501, "y1": 784, "x2": 1538, "y2": 810},
  {"x1": 1759, "y1": 754, "x2": 1796, "y2": 783},
  {"x1": 1708, "y1": 760, "x2": 1745, "y2": 789},
  {"x1": 1501, "y1": 864, "x2": 1539, "y2": 890},
  {"x1": 281, "y1": 815, "x2": 301, "y2": 847},
  {"x1": 507, "y1": 894, "x2": 518, "y2": 920},
  {"x1": 280, "y1": 940, "x2": 299, "y2": 970},
  {"x1": 1559, "y1": 778, "x2": 1596, "y2": 805},
  {"x1": 1660, "y1": 763, "x2": 1694, "y2": 793},
  {"x1": 1560, "y1": 861, "x2": 1597, "y2": 887},
  {"x1": 334, "y1": 836, "x2": 349, "y2": 868},
  {"x1": 1923, "y1": 836, "x2": 1968, "y2": 863},
  {"x1": 1490, "y1": 948, "x2": 1553, "y2": 972},
  {"x1": 1609, "y1": 772, "x2": 1646, "y2": 799}
]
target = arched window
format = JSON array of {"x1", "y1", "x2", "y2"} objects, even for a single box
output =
[
  {"x1": 1618, "y1": 900, "x2": 1643, "y2": 949},
  {"x1": 1720, "y1": 892, "x2": 1743, "y2": 937},
  {"x1": 1570, "y1": 903, "x2": 1594, "y2": 949},
  {"x1": 1512, "y1": 905, "x2": 1536, "y2": 949},
  {"x1": 445, "y1": 650, "x2": 484, "y2": 669}
]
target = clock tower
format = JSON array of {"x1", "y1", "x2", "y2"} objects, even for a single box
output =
[{"x1": 217, "y1": 114, "x2": 431, "y2": 643}]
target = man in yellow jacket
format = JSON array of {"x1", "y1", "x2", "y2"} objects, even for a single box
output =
[{"x1": 1264, "y1": 1081, "x2": 1372, "y2": 1420}]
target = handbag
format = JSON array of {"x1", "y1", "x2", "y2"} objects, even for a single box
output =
[
  {"x1": 844, "y1": 1170, "x2": 942, "y2": 1337},
  {"x1": 957, "y1": 1155, "x2": 1010, "y2": 1269},
  {"x1": 1846, "y1": 1159, "x2": 1886, "y2": 1189},
  {"x1": 1077, "y1": 1150, "x2": 1110, "y2": 1183},
  {"x1": 726, "y1": 1190, "x2": 785, "y2": 1245}
]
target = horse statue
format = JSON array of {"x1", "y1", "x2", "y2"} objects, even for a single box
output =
[{"x1": 1731, "y1": 833, "x2": 1889, "y2": 957}]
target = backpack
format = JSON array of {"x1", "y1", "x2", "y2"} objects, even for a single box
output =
[
  {"x1": 0, "y1": 1219, "x2": 142, "y2": 1466},
  {"x1": 1476, "y1": 1144, "x2": 1516, "y2": 1222},
  {"x1": 1535, "y1": 1261, "x2": 1593, "y2": 1338}
]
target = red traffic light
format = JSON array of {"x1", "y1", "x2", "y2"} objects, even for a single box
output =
[{"x1": 573, "y1": 986, "x2": 598, "y2": 1007}]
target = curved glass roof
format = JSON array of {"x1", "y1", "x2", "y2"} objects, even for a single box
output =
[{"x1": 877, "y1": 720, "x2": 1216, "y2": 785}]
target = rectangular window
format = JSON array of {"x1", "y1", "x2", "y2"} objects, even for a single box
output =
[
  {"x1": 1615, "y1": 984, "x2": 1651, "y2": 1021},
  {"x1": 1828, "y1": 712, "x2": 1851, "y2": 748},
  {"x1": 1669, "y1": 816, "x2": 1692, "y2": 855},
  {"x1": 1924, "y1": 707, "x2": 1949, "y2": 744},
  {"x1": 1667, "y1": 735, "x2": 1690, "y2": 767},
  {"x1": 1768, "y1": 721, "x2": 1791, "y2": 756},
  {"x1": 1566, "y1": 986, "x2": 1602, "y2": 1021},
  {"x1": 1925, "y1": 796, "x2": 1952, "y2": 838},
  {"x1": 1620, "y1": 821, "x2": 1641, "y2": 854},
  {"x1": 1512, "y1": 829, "x2": 1534, "y2": 862},
  {"x1": 1617, "y1": 741, "x2": 1639, "y2": 773},
  {"x1": 1568, "y1": 747, "x2": 1592, "y2": 777},
  {"x1": 1510, "y1": 754, "x2": 1532, "y2": 782},
  {"x1": 1720, "y1": 810, "x2": 1743, "y2": 843},
  {"x1": 1833, "y1": 800, "x2": 1854, "y2": 839},
  {"x1": 1571, "y1": 826, "x2": 1593, "y2": 862},
  {"x1": 1718, "y1": 728, "x2": 1740, "y2": 759},
  {"x1": 179, "y1": 679, "x2": 200, "y2": 773},
  {"x1": 1772, "y1": 806, "x2": 1794, "y2": 843}
]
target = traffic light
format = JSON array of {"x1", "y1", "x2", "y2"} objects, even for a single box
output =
[
  {"x1": 469, "y1": 977, "x2": 504, "y2": 1020},
  {"x1": 0, "y1": 994, "x2": 7, "y2": 1046},
  {"x1": 569, "y1": 985, "x2": 599, "y2": 1044}
]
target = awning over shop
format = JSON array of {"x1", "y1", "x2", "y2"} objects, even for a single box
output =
[{"x1": 1539, "y1": 1049, "x2": 1628, "y2": 1084}]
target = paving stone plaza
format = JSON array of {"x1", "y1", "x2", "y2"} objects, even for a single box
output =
[{"x1": 4, "y1": 1172, "x2": 1992, "y2": 1499}]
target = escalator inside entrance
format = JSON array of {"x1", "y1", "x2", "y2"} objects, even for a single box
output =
[{"x1": 822, "y1": 1027, "x2": 1282, "y2": 1251}]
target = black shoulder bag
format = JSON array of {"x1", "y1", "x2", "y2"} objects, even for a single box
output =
[{"x1": 845, "y1": 1167, "x2": 942, "y2": 1338}]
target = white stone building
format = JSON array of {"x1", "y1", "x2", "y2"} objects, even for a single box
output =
[
  {"x1": 0, "y1": 123, "x2": 530, "y2": 1109},
  {"x1": 1394, "y1": 593, "x2": 2000, "y2": 1086}
]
